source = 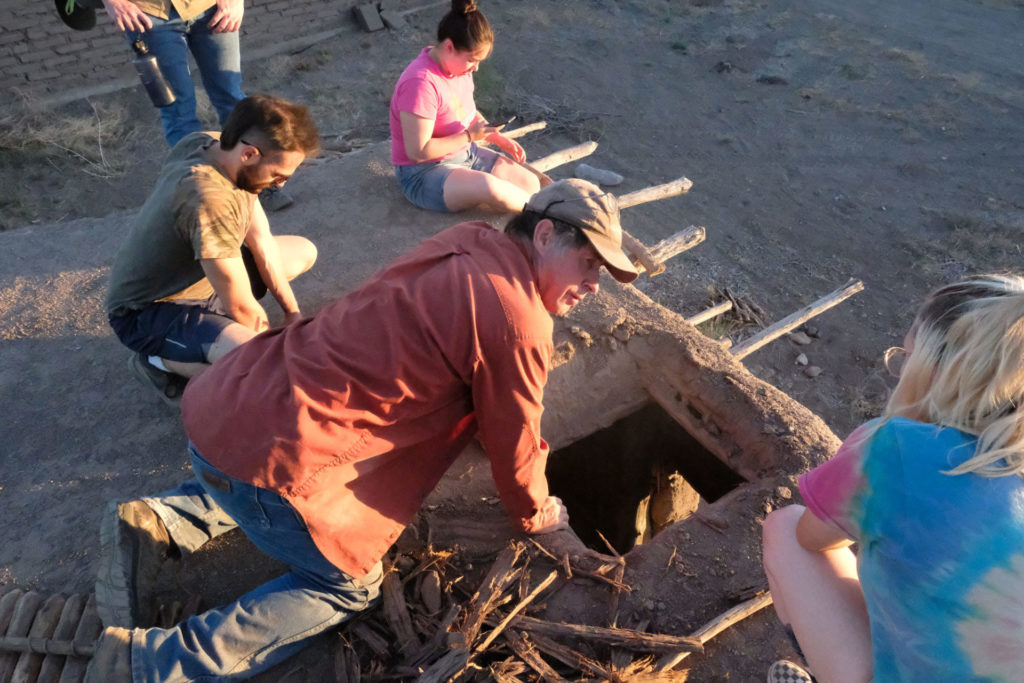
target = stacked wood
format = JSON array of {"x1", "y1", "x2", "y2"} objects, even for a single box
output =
[
  {"x1": 329, "y1": 540, "x2": 765, "y2": 682},
  {"x1": 0, "y1": 589, "x2": 101, "y2": 683}
]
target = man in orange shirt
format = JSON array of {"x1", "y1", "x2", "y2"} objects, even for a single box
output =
[{"x1": 88, "y1": 179, "x2": 639, "y2": 682}]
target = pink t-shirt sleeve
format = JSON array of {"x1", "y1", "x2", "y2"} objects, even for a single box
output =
[
  {"x1": 799, "y1": 422, "x2": 874, "y2": 538},
  {"x1": 394, "y1": 75, "x2": 442, "y2": 123}
]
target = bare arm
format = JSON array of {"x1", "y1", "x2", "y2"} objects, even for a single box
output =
[
  {"x1": 243, "y1": 200, "x2": 302, "y2": 324},
  {"x1": 399, "y1": 111, "x2": 499, "y2": 162},
  {"x1": 200, "y1": 256, "x2": 269, "y2": 333},
  {"x1": 795, "y1": 507, "x2": 855, "y2": 552}
]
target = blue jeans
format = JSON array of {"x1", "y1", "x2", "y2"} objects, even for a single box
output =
[
  {"x1": 128, "y1": 6, "x2": 245, "y2": 146},
  {"x1": 394, "y1": 142, "x2": 501, "y2": 212},
  {"x1": 132, "y1": 445, "x2": 382, "y2": 682}
]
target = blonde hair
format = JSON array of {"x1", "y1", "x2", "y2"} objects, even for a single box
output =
[{"x1": 885, "y1": 274, "x2": 1024, "y2": 478}]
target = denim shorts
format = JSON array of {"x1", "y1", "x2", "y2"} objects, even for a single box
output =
[
  {"x1": 108, "y1": 247, "x2": 266, "y2": 363},
  {"x1": 394, "y1": 143, "x2": 501, "y2": 213}
]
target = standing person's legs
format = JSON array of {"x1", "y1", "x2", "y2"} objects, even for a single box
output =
[
  {"x1": 185, "y1": 6, "x2": 245, "y2": 128},
  {"x1": 130, "y1": 447, "x2": 382, "y2": 681},
  {"x1": 128, "y1": 10, "x2": 202, "y2": 146},
  {"x1": 762, "y1": 505, "x2": 874, "y2": 683}
]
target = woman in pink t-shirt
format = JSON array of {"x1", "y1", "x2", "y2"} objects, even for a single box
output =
[{"x1": 388, "y1": 0, "x2": 540, "y2": 213}]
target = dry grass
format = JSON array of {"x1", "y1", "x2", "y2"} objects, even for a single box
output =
[{"x1": 0, "y1": 96, "x2": 138, "y2": 179}]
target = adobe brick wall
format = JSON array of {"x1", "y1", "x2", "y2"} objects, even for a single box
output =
[{"x1": 0, "y1": 0, "x2": 356, "y2": 106}]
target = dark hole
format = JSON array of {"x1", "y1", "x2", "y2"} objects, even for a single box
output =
[{"x1": 546, "y1": 402, "x2": 747, "y2": 555}]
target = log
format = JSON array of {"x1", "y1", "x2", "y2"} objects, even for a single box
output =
[
  {"x1": 686, "y1": 300, "x2": 732, "y2": 326},
  {"x1": 617, "y1": 177, "x2": 693, "y2": 209},
  {"x1": 348, "y1": 621, "x2": 390, "y2": 658},
  {"x1": 56, "y1": 595, "x2": 101, "y2": 683},
  {"x1": 0, "y1": 636, "x2": 94, "y2": 657},
  {"x1": 0, "y1": 590, "x2": 25, "y2": 637},
  {"x1": 0, "y1": 591, "x2": 43, "y2": 681},
  {"x1": 380, "y1": 570, "x2": 420, "y2": 658},
  {"x1": 12, "y1": 593, "x2": 66, "y2": 683},
  {"x1": 647, "y1": 226, "x2": 706, "y2": 267},
  {"x1": 730, "y1": 279, "x2": 864, "y2": 360},
  {"x1": 504, "y1": 631, "x2": 564, "y2": 683},
  {"x1": 37, "y1": 594, "x2": 88, "y2": 683},
  {"x1": 459, "y1": 544, "x2": 524, "y2": 645},
  {"x1": 621, "y1": 231, "x2": 662, "y2": 276},
  {"x1": 530, "y1": 142, "x2": 598, "y2": 173},
  {"x1": 475, "y1": 570, "x2": 558, "y2": 652},
  {"x1": 654, "y1": 591, "x2": 774, "y2": 671},
  {"x1": 507, "y1": 615, "x2": 702, "y2": 654},
  {"x1": 503, "y1": 121, "x2": 547, "y2": 140}
]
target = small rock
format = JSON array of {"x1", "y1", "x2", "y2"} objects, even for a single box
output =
[
  {"x1": 804, "y1": 365, "x2": 822, "y2": 378},
  {"x1": 756, "y1": 74, "x2": 788, "y2": 85},
  {"x1": 788, "y1": 331, "x2": 813, "y2": 345},
  {"x1": 776, "y1": 485, "x2": 792, "y2": 499},
  {"x1": 420, "y1": 570, "x2": 442, "y2": 614},
  {"x1": 607, "y1": 337, "x2": 618, "y2": 351},
  {"x1": 804, "y1": 324, "x2": 820, "y2": 338},
  {"x1": 795, "y1": 353, "x2": 808, "y2": 366},
  {"x1": 575, "y1": 163, "x2": 624, "y2": 186},
  {"x1": 612, "y1": 326, "x2": 630, "y2": 342}
]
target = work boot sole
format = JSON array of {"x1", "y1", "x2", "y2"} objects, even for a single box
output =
[{"x1": 95, "y1": 500, "x2": 170, "y2": 628}]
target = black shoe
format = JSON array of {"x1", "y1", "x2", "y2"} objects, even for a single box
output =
[
  {"x1": 96, "y1": 500, "x2": 173, "y2": 628},
  {"x1": 129, "y1": 352, "x2": 187, "y2": 407}
]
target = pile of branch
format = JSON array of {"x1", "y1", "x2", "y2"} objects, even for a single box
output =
[{"x1": 333, "y1": 541, "x2": 702, "y2": 682}]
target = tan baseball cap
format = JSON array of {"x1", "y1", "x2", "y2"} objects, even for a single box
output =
[{"x1": 525, "y1": 178, "x2": 639, "y2": 283}]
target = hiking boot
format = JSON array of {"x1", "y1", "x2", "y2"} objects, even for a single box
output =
[
  {"x1": 84, "y1": 626, "x2": 132, "y2": 683},
  {"x1": 129, "y1": 352, "x2": 187, "y2": 407},
  {"x1": 259, "y1": 185, "x2": 294, "y2": 212},
  {"x1": 96, "y1": 500, "x2": 173, "y2": 628}
]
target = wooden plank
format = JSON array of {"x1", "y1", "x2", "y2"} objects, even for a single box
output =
[
  {"x1": 647, "y1": 226, "x2": 705, "y2": 266},
  {"x1": 730, "y1": 279, "x2": 864, "y2": 360},
  {"x1": 527, "y1": 632, "x2": 612, "y2": 679}
]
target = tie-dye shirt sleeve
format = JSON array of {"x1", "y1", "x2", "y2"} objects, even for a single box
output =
[{"x1": 798, "y1": 420, "x2": 878, "y2": 539}]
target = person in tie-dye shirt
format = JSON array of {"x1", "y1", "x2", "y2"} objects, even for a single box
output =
[{"x1": 762, "y1": 274, "x2": 1024, "y2": 683}]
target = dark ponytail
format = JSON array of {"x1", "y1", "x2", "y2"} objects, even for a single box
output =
[{"x1": 437, "y1": 0, "x2": 493, "y2": 52}]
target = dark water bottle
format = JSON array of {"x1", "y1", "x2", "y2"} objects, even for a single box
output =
[{"x1": 131, "y1": 40, "x2": 176, "y2": 108}]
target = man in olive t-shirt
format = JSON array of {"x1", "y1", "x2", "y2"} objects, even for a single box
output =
[{"x1": 105, "y1": 95, "x2": 320, "y2": 404}]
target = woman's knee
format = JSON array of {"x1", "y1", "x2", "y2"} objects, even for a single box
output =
[{"x1": 762, "y1": 504, "x2": 805, "y2": 573}]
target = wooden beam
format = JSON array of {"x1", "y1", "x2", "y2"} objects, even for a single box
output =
[
  {"x1": 654, "y1": 592, "x2": 774, "y2": 671},
  {"x1": 503, "y1": 121, "x2": 548, "y2": 140},
  {"x1": 475, "y1": 570, "x2": 558, "y2": 653},
  {"x1": 617, "y1": 177, "x2": 693, "y2": 209},
  {"x1": 531, "y1": 142, "x2": 598, "y2": 173},
  {"x1": 629, "y1": 225, "x2": 706, "y2": 277},
  {"x1": 686, "y1": 300, "x2": 732, "y2": 326},
  {"x1": 730, "y1": 279, "x2": 864, "y2": 360}
]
